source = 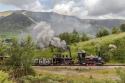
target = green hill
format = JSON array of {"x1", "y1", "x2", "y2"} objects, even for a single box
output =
[
  {"x1": 37, "y1": 32, "x2": 125, "y2": 62},
  {"x1": 0, "y1": 13, "x2": 34, "y2": 33},
  {"x1": 72, "y1": 33, "x2": 125, "y2": 54},
  {"x1": 70, "y1": 32, "x2": 125, "y2": 63},
  {"x1": 32, "y1": 32, "x2": 125, "y2": 63}
]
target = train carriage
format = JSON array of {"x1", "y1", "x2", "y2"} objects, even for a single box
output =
[{"x1": 33, "y1": 50, "x2": 105, "y2": 66}]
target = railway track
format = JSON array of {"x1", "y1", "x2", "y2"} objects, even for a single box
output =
[
  {"x1": 33, "y1": 65, "x2": 125, "y2": 70},
  {"x1": 33, "y1": 64, "x2": 125, "y2": 66}
]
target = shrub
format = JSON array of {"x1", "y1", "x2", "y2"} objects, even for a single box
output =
[
  {"x1": 96, "y1": 28, "x2": 110, "y2": 38},
  {"x1": 120, "y1": 24, "x2": 125, "y2": 32},
  {"x1": 112, "y1": 27, "x2": 121, "y2": 34},
  {"x1": 116, "y1": 68, "x2": 125, "y2": 83},
  {"x1": 0, "y1": 71, "x2": 13, "y2": 83},
  {"x1": 112, "y1": 39, "x2": 125, "y2": 63},
  {"x1": 5, "y1": 36, "x2": 35, "y2": 79},
  {"x1": 81, "y1": 33, "x2": 90, "y2": 41}
]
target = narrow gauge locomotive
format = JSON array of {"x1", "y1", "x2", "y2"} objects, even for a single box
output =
[{"x1": 33, "y1": 50, "x2": 105, "y2": 66}]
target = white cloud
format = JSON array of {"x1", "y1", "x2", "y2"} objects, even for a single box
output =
[
  {"x1": 88, "y1": 0, "x2": 125, "y2": 16},
  {"x1": 1, "y1": 0, "x2": 125, "y2": 19},
  {"x1": 53, "y1": 1, "x2": 75, "y2": 15},
  {"x1": 53, "y1": 0, "x2": 125, "y2": 19},
  {"x1": 53, "y1": 0, "x2": 88, "y2": 18},
  {"x1": 0, "y1": 0, "x2": 44, "y2": 12}
]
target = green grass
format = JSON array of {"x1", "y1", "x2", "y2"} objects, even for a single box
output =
[
  {"x1": 31, "y1": 66, "x2": 120, "y2": 83},
  {"x1": 33, "y1": 32, "x2": 125, "y2": 62},
  {"x1": 34, "y1": 48, "x2": 54, "y2": 58},
  {"x1": 0, "y1": 32, "x2": 18, "y2": 39},
  {"x1": 2, "y1": 32, "x2": 125, "y2": 63},
  {"x1": 71, "y1": 32, "x2": 125, "y2": 58},
  {"x1": 20, "y1": 72, "x2": 117, "y2": 83}
]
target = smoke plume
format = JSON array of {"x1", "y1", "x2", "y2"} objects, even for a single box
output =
[{"x1": 32, "y1": 22, "x2": 67, "y2": 49}]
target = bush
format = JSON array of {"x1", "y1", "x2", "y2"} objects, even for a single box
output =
[
  {"x1": 81, "y1": 33, "x2": 89, "y2": 41},
  {"x1": 112, "y1": 27, "x2": 121, "y2": 34},
  {"x1": 59, "y1": 31, "x2": 80, "y2": 45},
  {"x1": 5, "y1": 36, "x2": 35, "y2": 79},
  {"x1": 96, "y1": 45, "x2": 111, "y2": 62},
  {"x1": 0, "y1": 71, "x2": 13, "y2": 83},
  {"x1": 120, "y1": 24, "x2": 125, "y2": 32},
  {"x1": 112, "y1": 39, "x2": 125, "y2": 63},
  {"x1": 116, "y1": 68, "x2": 125, "y2": 83},
  {"x1": 96, "y1": 28, "x2": 110, "y2": 38}
]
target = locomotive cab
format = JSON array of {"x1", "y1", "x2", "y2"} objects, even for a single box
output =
[{"x1": 77, "y1": 50, "x2": 86, "y2": 65}]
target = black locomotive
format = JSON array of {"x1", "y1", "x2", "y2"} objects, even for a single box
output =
[{"x1": 33, "y1": 50, "x2": 105, "y2": 66}]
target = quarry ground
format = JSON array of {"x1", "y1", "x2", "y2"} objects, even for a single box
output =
[{"x1": 33, "y1": 66, "x2": 125, "y2": 81}]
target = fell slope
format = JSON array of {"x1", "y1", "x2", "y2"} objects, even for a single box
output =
[
  {"x1": 38, "y1": 32, "x2": 125, "y2": 60},
  {"x1": 0, "y1": 13, "x2": 34, "y2": 33},
  {"x1": 71, "y1": 32, "x2": 125, "y2": 57},
  {"x1": 0, "y1": 10, "x2": 125, "y2": 35}
]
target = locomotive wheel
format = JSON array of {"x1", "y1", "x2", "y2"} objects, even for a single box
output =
[{"x1": 86, "y1": 63, "x2": 96, "y2": 66}]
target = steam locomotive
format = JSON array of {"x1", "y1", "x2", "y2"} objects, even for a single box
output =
[
  {"x1": 33, "y1": 50, "x2": 105, "y2": 66},
  {"x1": 1, "y1": 38, "x2": 105, "y2": 66}
]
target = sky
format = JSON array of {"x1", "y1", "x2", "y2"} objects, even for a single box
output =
[{"x1": 0, "y1": 0, "x2": 125, "y2": 19}]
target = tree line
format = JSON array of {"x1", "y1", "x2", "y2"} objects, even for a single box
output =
[
  {"x1": 59, "y1": 29, "x2": 89, "y2": 45},
  {"x1": 58, "y1": 23, "x2": 125, "y2": 45}
]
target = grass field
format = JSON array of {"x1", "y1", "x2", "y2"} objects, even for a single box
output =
[
  {"x1": 1, "y1": 32, "x2": 125, "y2": 63},
  {"x1": 31, "y1": 66, "x2": 125, "y2": 83},
  {"x1": 71, "y1": 32, "x2": 125, "y2": 56},
  {"x1": 35, "y1": 32, "x2": 125, "y2": 61}
]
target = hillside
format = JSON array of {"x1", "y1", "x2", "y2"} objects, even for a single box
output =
[
  {"x1": 0, "y1": 13, "x2": 34, "y2": 33},
  {"x1": 0, "y1": 11, "x2": 12, "y2": 17},
  {"x1": 0, "y1": 10, "x2": 125, "y2": 35},
  {"x1": 70, "y1": 32, "x2": 125, "y2": 62},
  {"x1": 36, "y1": 32, "x2": 125, "y2": 63},
  {"x1": 72, "y1": 33, "x2": 125, "y2": 53},
  {"x1": 38, "y1": 32, "x2": 125, "y2": 60}
]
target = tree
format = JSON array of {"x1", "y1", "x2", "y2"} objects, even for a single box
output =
[
  {"x1": 6, "y1": 36, "x2": 35, "y2": 79},
  {"x1": 120, "y1": 24, "x2": 125, "y2": 32},
  {"x1": 0, "y1": 41, "x2": 8, "y2": 66},
  {"x1": 59, "y1": 29, "x2": 80, "y2": 45},
  {"x1": 96, "y1": 28, "x2": 110, "y2": 38},
  {"x1": 112, "y1": 27, "x2": 121, "y2": 34},
  {"x1": 81, "y1": 33, "x2": 89, "y2": 41},
  {"x1": 59, "y1": 32, "x2": 71, "y2": 44},
  {"x1": 71, "y1": 29, "x2": 80, "y2": 43},
  {"x1": 0, "y1": 40, "x2": 7, "y2": 57},
  {"x1": 73, "y1": 29, "x2": 78, "y2": 34}
]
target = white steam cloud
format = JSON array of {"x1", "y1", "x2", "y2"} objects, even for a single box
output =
[{"x1": 32, "y1": 22, "x2": 67, "y2": 49}]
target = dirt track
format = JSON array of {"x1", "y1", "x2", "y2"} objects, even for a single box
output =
[{"x1": 33, "y1": 65, "x2": 125, "y2": 70}]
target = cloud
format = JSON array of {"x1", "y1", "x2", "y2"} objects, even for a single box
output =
[
  {"x1": 53, "y1": 0, "x2": 88, "y2": 18},
  {"x1": 0, "y1": 0, "x2": 44, "y2": 11},
  {"x1": 88, "y1": 0, "x2": 125, "y2": 16},
  {"x1": 0, "y1": 0, "x2": 125, "y2": 19},
  {"x1": 52, "y1": 0, "x2": 125, "y2": 19}
]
